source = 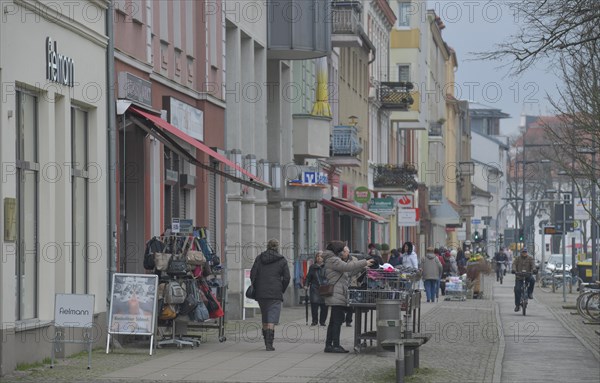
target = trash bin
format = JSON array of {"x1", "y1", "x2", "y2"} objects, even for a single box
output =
[
  {"x1": 577, "y1": 260, "x2": 593, "y2": 283},
  {"x1": 376, "y1": 299, "x2": 402, "y2": 357}
]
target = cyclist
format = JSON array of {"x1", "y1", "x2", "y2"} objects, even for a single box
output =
[
  {"x1": 512, "y1": 247, "x2": 536, "y2": 312},
  {"x1": 493, "y1": 249, "x2": 508, "y2": 282}
]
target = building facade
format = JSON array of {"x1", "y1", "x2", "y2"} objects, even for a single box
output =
[{"x1": 0, "y1": 0, "x2": 110, "y2": 373}]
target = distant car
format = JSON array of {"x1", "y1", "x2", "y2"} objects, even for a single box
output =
[{"x1": 545, "y1": 254, "x2": 572, "y2": 273}]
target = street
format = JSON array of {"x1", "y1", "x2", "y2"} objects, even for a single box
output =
[{"x1": 4, "y1": 274, "x2": 599, "y2": 383}]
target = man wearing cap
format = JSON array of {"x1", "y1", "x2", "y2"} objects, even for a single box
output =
[{"x1": 511, "y1": 248, "x2": 536, "y2": 312}]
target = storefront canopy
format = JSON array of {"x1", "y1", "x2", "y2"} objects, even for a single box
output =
[
  {"x1": 129, "y1": 107, "x2": 270, "y2": 190},
  {"x1": 321, "y1": 198, "x2": 387, "y2": 223},
  {"x1": 430, "y1": 198, "x2": 461, "y2": 226}
]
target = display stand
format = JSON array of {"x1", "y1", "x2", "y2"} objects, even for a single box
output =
[{"x1": 156, "y1": 319, "x2": 201, "y2": 349}]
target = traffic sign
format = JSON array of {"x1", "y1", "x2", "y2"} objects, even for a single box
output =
[{"x1": 471, "y1": 219, "x2": 481, "y2": 225}]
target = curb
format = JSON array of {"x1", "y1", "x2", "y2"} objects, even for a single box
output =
[{"x1": 490, "y1": 283, "x2": 504, "y2": 383}]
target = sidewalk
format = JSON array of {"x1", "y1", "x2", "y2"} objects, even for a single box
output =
[{"x1": 3, "y1": 276, "x2": 599, "y2": 383}]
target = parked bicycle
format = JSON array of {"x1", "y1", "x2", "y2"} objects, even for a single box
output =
[
  {"x1": 538, "y1": 270, "x2": 576, "y2": 293},
  {"x1": 576, "y1": 281, "x2": 600, "y2": 322}
]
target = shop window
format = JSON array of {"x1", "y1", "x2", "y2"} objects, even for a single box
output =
[
  {"x1": 164, "y1": 148, "x2": 185, "y2": 229},
  {"x1": 15, "y1": 90, "x2": 39, "y2": 320},
  {"x1": 71, "y1": 106, "x2": 89, "y2": 294}
]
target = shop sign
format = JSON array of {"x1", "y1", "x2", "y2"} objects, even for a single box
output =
[
  {"x1": 429, "y1": 185, "x2": 443, "y2": 205},
  {"x1": 574, "y1": 198, "x2": 589, "y2": 220},
  {"x1": 46, "y1": 37, "x2": 74, "y2": 87},
  {"x1": 397, "y1": 208, "x2": 419, "y2": 227},
  {"x1": 354, "y1": 186, "x2": 371, "y2": 203},
  {"x1": 368, "y1": 197, "x2": 395, "y2": 215},
  {"x1": 118, "y1": 72, "x2": 152, "y2": 107},
  {"x1": 54, "y1": 294, "x2": 94, "y2": 328},
  {"x1": 301, "y1": 171, "x2": 327, "y2": 185},
  {"x1": 166, "y1": 96, "x2": 204, "y2": 141},
  {"x1": 396, "y1": 194, "x2": 414, "y2": 208}
]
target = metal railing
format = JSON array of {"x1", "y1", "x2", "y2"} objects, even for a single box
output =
[{"x1": 330, "y1": 125, "x2": 362, "y2": 157}]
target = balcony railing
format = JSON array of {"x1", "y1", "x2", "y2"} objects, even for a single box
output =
[
  {"x1": 378, "y1": 82, "x2": 414, "y2": 110},
  {"x1": 331, "y1": 1, "x2": 362, "y2": 35},
  {"x1": 373, "y1": 163, "x2": 418, "y2": 191},
  {"x1": 330, "y1": 125, "x2": 362, "y2": 157}
]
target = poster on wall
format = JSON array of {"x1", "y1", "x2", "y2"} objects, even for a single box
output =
[{"x1": 107, "y1": 273, "x2": 158, "y2": 335}]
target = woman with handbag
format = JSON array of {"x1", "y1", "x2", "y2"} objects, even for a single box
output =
[
  {"x1": 322, "y1": 241, "x2": 374, "y2": 353},
  {"x1": 304, "y1": 251, "x2": 328, "y2": 326},
  {"x1": 250, "y1": 239, "x2": 291, "y2": 351}
]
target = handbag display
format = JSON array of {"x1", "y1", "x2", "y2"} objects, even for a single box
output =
[
  {"x1": 154, "y1": 251, "x2": 171, "y2": 271},
  {"x1": 186, "y1": 249, "x2": 206, "y2": 266},
  {"x1": 166, "y1": 256, "x2": 188, "y2": 276},
  {"x1": 189, "y1": 281, "x2": 210, "y2": 322},
  {"x1": 164, "y1": 281, "x2": 186, "y2": 304},
  {"x1": 159, "y1": 303, "x2": 177, "y2": 320},
  {"x1": 178, "y1": 281, "x2": 199, "y2": 316}
]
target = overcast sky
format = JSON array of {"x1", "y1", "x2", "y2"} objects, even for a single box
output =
[{"x1": 425, "y1": 1, "x2": 560, "y2": 137}]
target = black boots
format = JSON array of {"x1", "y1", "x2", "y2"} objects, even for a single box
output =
[{"x1": 264, "y1": 329, "x2": 275, "y2": 351}]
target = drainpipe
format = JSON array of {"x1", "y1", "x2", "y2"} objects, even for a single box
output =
[
  {"x1": 358, "y1": 27, "x2": 377, "y2": 65},
  {"x1": 106, "y1": 3, "x2": 117, "y2": 307}
]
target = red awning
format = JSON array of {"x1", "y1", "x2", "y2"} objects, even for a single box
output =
[
  {"x1": 321, "y1": 198, "x2": 387, "y2": 223},
  {"x1": 129, "y1": 107, "x2": 270, "y2": 190}
]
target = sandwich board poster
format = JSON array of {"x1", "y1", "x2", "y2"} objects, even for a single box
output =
[{"x1": 108, "y1": 273, "x2": 158, "y2": 335}]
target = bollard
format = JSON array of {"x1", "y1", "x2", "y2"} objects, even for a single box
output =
[
  {"x1": 395, "y1": 340, "x2": 405, "y2": 383},
  {"x1": 404, "y1": 348, "x2": 414, "y2": 376},
  {"x1": 376, "y1": 299, "x2": 402, "y2": 357}
]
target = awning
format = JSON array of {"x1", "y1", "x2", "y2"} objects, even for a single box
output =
[
  {"x1": 430, "y1": 198, "x2": 461, "y2": 226},
  {"x1": 129, "y1": 107, "x2": 270, "y2": 190},
  {"x1": 321, "y1": 198, "x2": 387, "y2": 223}
]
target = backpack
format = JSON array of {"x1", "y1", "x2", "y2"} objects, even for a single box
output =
[{"x1": 164, "y1": 281, "x2": 186, "y2": 304}]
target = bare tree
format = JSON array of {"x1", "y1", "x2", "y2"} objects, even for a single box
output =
[
  {"x1": 477, "y1": 0, "x2": 600, "y2": 74},
  {"x1": 543, "y1": 40, "x2": 600, "y2": 225}
]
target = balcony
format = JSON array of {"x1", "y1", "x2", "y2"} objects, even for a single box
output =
[
  {"x1": 328, "y1": 125, "x2": 362, "y2": 167},
  {"x1": 373, "y1": 163, "x2": 418, "y2": 191},
  {"x1": 331, "y1": 1, "x2": 364, "y2": 48},
  {"x1": 378, "y1": 82, "x2": 415, "y2": 110},
  {"x1": 267, "y1": 0, "x2": 331, "y2": 59},
  {"x1": 293, "y1": 114, "x2": 331, "y2": 159}
]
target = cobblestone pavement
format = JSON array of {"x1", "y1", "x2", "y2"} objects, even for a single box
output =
[{"x1": 3, "y1": 273, "x2": 598, "y2": 383}]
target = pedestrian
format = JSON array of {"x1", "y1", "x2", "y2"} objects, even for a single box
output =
[
  {"x1": 421, "y1": 246, "x2": 443, "y2": 303},
  {"x1": 388, "y1": 248, "x2": 402, "y2": 267},
  {"x1": 401, "y1": 241, "x2": 419, "y2": 268},
  {"x1": 434, "y1": 248, "x2": 446, "y2": 299},
  {"x1": 367, "y1": 243, "x2": 383, "y2": 266},
  {"x1": 250, "y1": 239, "x2": 291, "y2": 351},
  {"x1": 322, "y1": 240, "x2": 374, "y2": 353},
  {"x1": 304, "y1": 251, "x2": 328, "y2": 326}
]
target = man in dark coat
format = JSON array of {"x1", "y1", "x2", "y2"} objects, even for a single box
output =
[{"x1": 251, "y1": 239, "x2": 291, "y2": 351}]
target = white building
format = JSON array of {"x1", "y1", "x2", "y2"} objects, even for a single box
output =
[{"x1": 0, "y1": 0, "x2": 110, "y2": 373}]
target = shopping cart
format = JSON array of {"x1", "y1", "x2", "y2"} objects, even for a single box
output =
[{"x1": 444, "y1": 277, "x2": 467, "y2": 301}]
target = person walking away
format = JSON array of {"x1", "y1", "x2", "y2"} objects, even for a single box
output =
[
  {"x1": 493, "y1": 248, "x2": 509, "y2": 282},
  {"x1": 322, "y1": 241, "x2": 374, "y2": 353},
  {"x1": 250, "y1": 239, "x2": 291, "y2": 351},
  {"x1": 388, "y1": 249, "x2": 402, "y2": 267},
  {"x1": 422, "y1": 247, "x2": 443, "y2": 303},
  {"x1": 304, "y1": 251, "x2": 328, "y2": 326},
  {"x1": 440, "y1": 249, "x2": 458, "y2": 295},
  {"x1": 511, "y1": 247, "x2": 536, "y2": 312},
  {"x1": 434, "y1": 248, "x2": 446, "y2": 299}
]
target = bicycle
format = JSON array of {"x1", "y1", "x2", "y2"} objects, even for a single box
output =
[
  {"x1": 494, "y1": 261, "x2": 506, "y2": 284},
  {"x1": 538, "y1": 270, "x2": 574, "y2": 293},
  {"x1": 515, "y1": 271, "x2": 534, "y2": 316},
  {"x1": 576, "y1": 282, "x2": 600, "y2": 322}
]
